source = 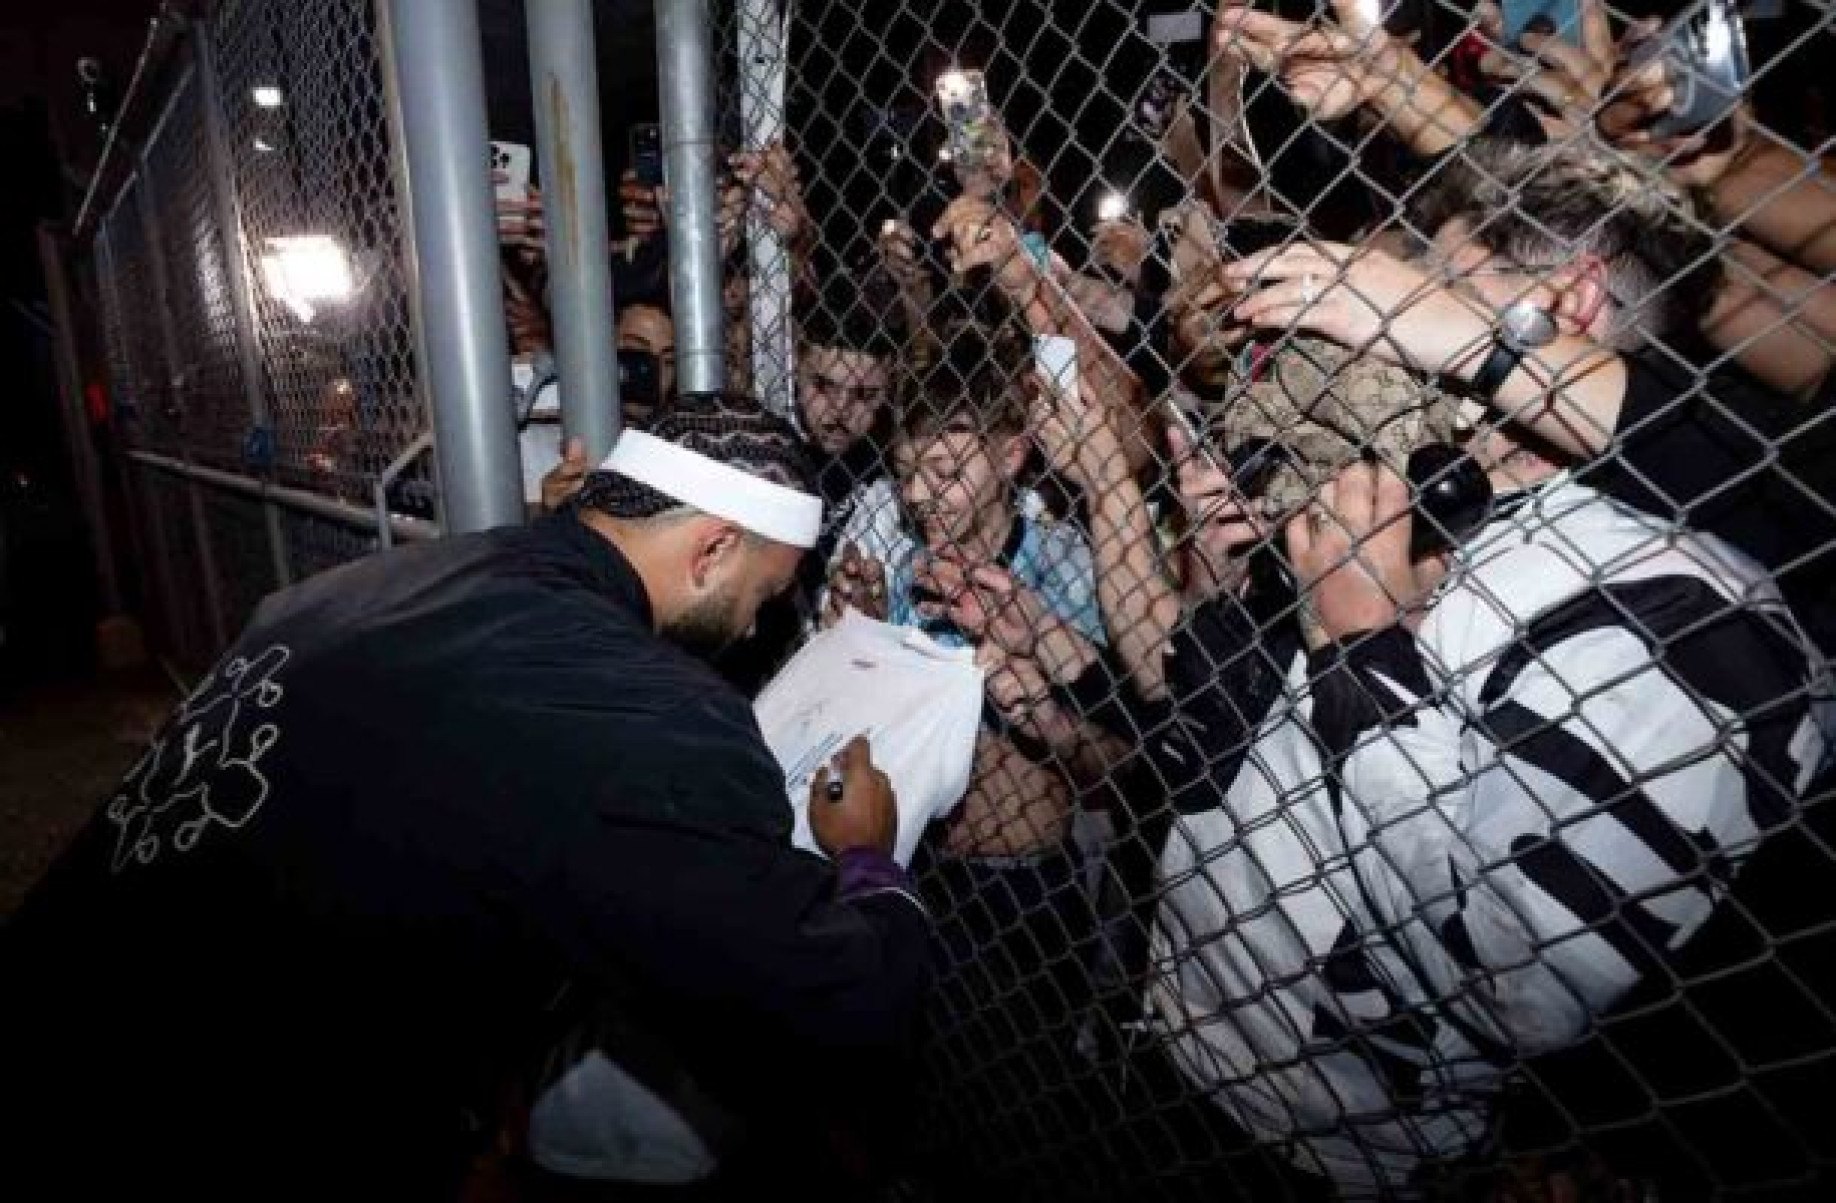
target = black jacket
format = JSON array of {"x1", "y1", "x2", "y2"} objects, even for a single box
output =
[{"x1": 2, "y1": 515, "x2": 926, "y2": 1198}]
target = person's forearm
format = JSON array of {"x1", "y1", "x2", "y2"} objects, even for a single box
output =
[
  {"x1": 1704, "y1": 239, "x2": 1836, "y2": 399},
  {"x1": 1016, "y1": 271, "x2": 1151, "y2": 470},
  {"x1": 1476, "y1": 337, "x2": 1629, "y2": 462},
  {"x1": 1075, "y1": 433, "x2": 1180, "y2": 701},
  {"x1": 1017, "y1": 270, "x2": 1136, "y2": 388},
  {"x1": 1056, "y1": 265, "x2": 1135, "y2": 334},
  {"x1": 1068, "y1": 724, "x2": 1133, "y2": 783},
  {"x1": 1027, "y1": 701, "x2": 1133, "y2": 783},
  {"x1": 1417, "y1": 297, "x2": 1629, "y2": 462},
  {"x1": 1704, "y1": 139, "x2": 1836, "y2": 276},
  {"x1": 1360, "y1": 43, "x2": 1486, "y2": 159}
]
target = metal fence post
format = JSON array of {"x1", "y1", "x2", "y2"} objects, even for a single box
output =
[
  {"x1": 135, "y1": 98, "x2": 231, "y2": 656},
  {"x1": 655, "y1": 0, "x2": 726, "y2": 397},
  {"x1": 737, "y1": 0, "x2": 793, "y2": 417},
  {"x1": 380, "y1": 0, "x2": 524, "y2": 533},
  {"x1": 526, "y1": 0, "x2": 621, "y2": 460},
  {"x1": 193, "y1": 23, "x2": 291, "y2": 590}
]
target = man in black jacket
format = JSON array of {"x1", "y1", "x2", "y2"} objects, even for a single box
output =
[{"x1": 2, "y1": 400, "x2": 927, "y2": 1199}]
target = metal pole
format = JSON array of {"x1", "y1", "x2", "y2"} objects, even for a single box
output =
[
  {"x1": 374, "y1": 432, "x2": 437, "y2": 550},
  {"x1": 380, "y1": 0, "x2": 524, "y2": 532},
  {"x1": 656, "y1": 0, "x2": 726, "y2": 396},
  {"x1": 738, "y1": 0, "x2": 793, "y2": 417},
  {"x1": 36, "y1": 226, "x2": 124, "y2": 614},
  {"x1": 193, "y1": 26, "x2": 292, "y2": 590},
  {"x1": 526, "y1": 0, "x2": 621, "y2": 459},
  {"x1": 129, "y1": 450, "x2": 439, "y2": 543},
  {"x1": 135, "y1": 120, "x2": 231, "y2": 655}
]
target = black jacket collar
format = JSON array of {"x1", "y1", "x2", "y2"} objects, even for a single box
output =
[{"x1": 541, "y1": 512, "x2": 655, "y2": 629}]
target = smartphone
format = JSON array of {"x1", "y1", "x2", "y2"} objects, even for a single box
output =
[
  {"x1": 1225, "y1": 437, "x2": 1285, "y2": 506},
  {"x1": 1094, "y1": 191, "x2": 1133, "y2": 226},
  {"x1": 1638, "y1": 0, "x2": 1751, "y2": 138},
  {"x1": 1160, "y1": 396, "x2": 1225, "y2": 477},
  {"x1": 1034, "y1": 335, "x2": 1080, "y2": 405},
  {"x1": 935, "y1": 69, "x2": 998, "y2": 174},
  {"x1": 489, "y1": 140, "x2": 532, "y2": 203},
  {"x1": 629, "y1": 123, "x2": 664, "y2": 187},
  {"x1": 1133, "y1": 67, "x2": 1187, "y2": 143},
  {"x1": 1406, "y1": 442, "x2": 1494, "y2": 559},
  {"x1": 1502, "y1": 0, "x2": 1581, "y2": 44}
]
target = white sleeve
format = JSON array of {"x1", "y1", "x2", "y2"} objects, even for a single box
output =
[{"x1": 1319, "y1": 594, "x2": 1816, "y2": 1056}]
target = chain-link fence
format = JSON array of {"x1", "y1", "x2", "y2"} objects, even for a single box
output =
[
  {"x1": 53, "y1": 0, "x2": 1836, "y2": 1196},
  {"x1": 690, "y1": 0, "x2": 1836, "y2": 1197},
  {"x1": 73, "y1": 0, "x2": 429, "y2": 672}
]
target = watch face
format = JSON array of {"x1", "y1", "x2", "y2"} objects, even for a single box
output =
[{"x1": 1502, "y1": 301, "x2": 1560, "y2": 349}]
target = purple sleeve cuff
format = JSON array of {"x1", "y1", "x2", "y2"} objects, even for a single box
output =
[{"x1": 835, "y1": 847, "x2": 925, "y2": 915}]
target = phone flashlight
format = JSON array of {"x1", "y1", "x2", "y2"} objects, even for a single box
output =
[
  {"x1": 1355, "y1": 0, "x2": 1382, "y2": 25},
  {"x1": 936, "y1": 69, "x2": 972, "y2": 101},
  {"x1": 1096, "y1": 192, "x2": 1131, "y2": 223}
]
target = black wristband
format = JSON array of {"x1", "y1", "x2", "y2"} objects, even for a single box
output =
[{"x1": 1469, "y1": 339, "x2": 1524, "y2": 402}]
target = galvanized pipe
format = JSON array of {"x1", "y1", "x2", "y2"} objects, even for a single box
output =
[
  {"x1": 381, "y1": 0, "x2": 525, "y2": 532},
  {"x1": 738, "y1": 0, "x2": 793, "y2": 416},
  {"x1": 655, "y1": 0, "x2": 726, "y2": 396},
  {"x1": 526, "y1": 0, "x2": 621, "y2": 459},
  {"x1": 129, "y1": 450, "x2": 440, "y2": 544}
]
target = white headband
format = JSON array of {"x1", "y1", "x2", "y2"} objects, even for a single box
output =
[{"x1": 600, "y1": 430, "x2": 823, "y2": 549}]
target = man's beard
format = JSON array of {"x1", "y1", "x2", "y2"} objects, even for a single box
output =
[{"x1": 661, "y1": 585, "x2": 748, "y2": 660}]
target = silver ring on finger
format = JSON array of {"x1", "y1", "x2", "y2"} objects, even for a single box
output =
[{"x1": 1301, "y1": 272, "x2": 1319, "y2": 308}]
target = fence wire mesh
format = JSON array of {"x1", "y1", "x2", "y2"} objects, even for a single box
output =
[
  {"x1": 686, "y1": 0, "x2": 1836, "y2": 1197},
  {"x1": 210, "y1": 0, "x2": 428, "y2": 504},
  {"x1": 98, "y1": 180, "x2": 182, "y2": 458},
  {"x1": 140, "y1": 67, "x2": 251, "y2": 473},
  {"x1": 65, "y1": 0, "x2": 1836, "y2": 1196},
  {"x1": 133, "y1": 468, "x2": 214, "y2": 672},
  {"x1": 81, "y1": 0, "x2": 431, "y2": 670},
  {"x1": 279, "y1": 509, "x2": 381, "y2": 584}
]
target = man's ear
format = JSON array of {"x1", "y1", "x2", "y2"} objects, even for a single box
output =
[
  {"x1": 1546, "y1": 255, "x2": 1610, "y2": 337},
  {"x1": 688, "y1": 518, "x2": 747, "y2": 590}
]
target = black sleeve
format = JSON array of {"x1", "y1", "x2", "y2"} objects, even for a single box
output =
[
  {"x1": 552, "y1": 691, "x2": 930, "y2": 1054},
  {"x1": 1587, "y1": 351, "x2": 1836, "y2": 572},
  {"x1": 1141, "y1": 599, "x2": 1298, "y2": 812},
  {"x1": 1305, "y1": 625, "x2": 1434, "y2": 765}
]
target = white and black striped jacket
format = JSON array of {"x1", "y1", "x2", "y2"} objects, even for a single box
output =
[{"x1": 1148, "y1": 478, "x2": 1834, "y2": 1193}]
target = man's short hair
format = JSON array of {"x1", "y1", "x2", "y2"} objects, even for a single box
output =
[
  {"x1": 1413, "y1": 139, "x2": 1721, "y2": 349},
  {"x1": 894, "y1": 318, "x2": 1030, "y2": 444},
  {"x1": 618, "y1": 296, "x2": 671, "y2": 320},
  {"x1": 573, "y1": 393, "x2": 816, "y2": 522},
  {"x1": 798, "y1": 272, "x2": 901, "y2": 359}
]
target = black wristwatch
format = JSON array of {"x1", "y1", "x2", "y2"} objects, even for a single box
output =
[{"x1": 1469, "y1": 300, "x2": 1559, "y2": 401}]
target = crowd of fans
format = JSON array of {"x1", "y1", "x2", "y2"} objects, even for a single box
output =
[{"x1": 497, "y1": 2, "x2": 1835, "y2": 1196}]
